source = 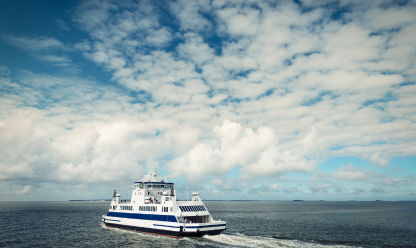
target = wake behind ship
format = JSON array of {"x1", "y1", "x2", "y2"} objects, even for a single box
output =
[{"x1": 102, "y1": 172, "x2": 226, "y2": 237}]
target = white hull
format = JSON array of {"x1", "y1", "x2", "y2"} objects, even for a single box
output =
[{"x1": 102, "y1": 172, "x2": 226, "y2": 237}]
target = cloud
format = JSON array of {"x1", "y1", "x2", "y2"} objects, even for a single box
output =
[
  {"x1": 331, "y1": 164, "x2": 384, "y2": 181},
  {"x1": 349, "y1": 188, "x2": 365, "y2": 194},
  {"x1": 3, "y1": 35, "x2": 66, "y2": 52},
  {"x1": 270, "y1": 184, "x2": 279, "y2": 190},
  {"x1": 6, "y1": 185, "x2": 32, "y2": 194},
  {"x1": 369, "y1": 152, "x2": 391, "y2": 168},
  {"x1": 371, "y1": 187, "x2": 385, "y2": 193},
  {"x1": 281, "y1": 187, "x2": 298, "y2": 193},
  {"x1": 372, "y1": 176, "x2": 415, "y2": 186},
  {"x1": 56, "y1": 19, "x2": 71, "y2": 31},
  {"x1": 34, "y1": 55, "x2": 73, "y2": 67},
  {"x1": 2, "y1": 35, "x2": 75, "y2": 68},
  {"x1": 364, "y1": 7, "x2": 416, "y2": 31},
  {"x1": 0, "y1": 66, "x2": 10, "y2": 77},
  {"x1": 309, "y1": 184, "x2": 331, "y2": 192},
  {"x1": 1, "y1": 0, "x2": 416, "y2": 199},
  {"x1": 170, "y1": 0, "x2": 212, "y2": 32},
  {"x1": 74, "y1": 40, "x2": 91, "y2": 51},
  {"x1": 167, "y1": 120, "x2": 319, "y2": 181},
  {"x1": 211, "y1": 178, "x2": 223, "y2": 186}
]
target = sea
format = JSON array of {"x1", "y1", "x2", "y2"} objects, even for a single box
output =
[{"x1": 0, "y1": 201, "x2": 415, "y2": 248}]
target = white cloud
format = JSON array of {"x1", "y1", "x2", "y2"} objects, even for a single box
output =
[
  {"x1": 211, "y1": 178, "x2": 223, "y2": 186},
  {"x1": 74, "y1": 40, "x2": 91, "y2": 51},
  {"x1": 6, "y1": 185, "x2": 32, "y2": 194},
  {"x1": 331, "y1": 164, "x2": 384, "y2": 181},
  {"x1": 349, "y1": 188, "x2": 365, "y2": 194},
  {"x1": 3, "y1": 35, "x2": 66, "y2": 52},
  {"x1": 34, "y1": 55, "x2": 73, "y2": 67},
  {"x1": 270, "y1": 184, "x2": 279, "y2": 190},
  {"x1": 2, "y1": 35, "x2": 75, "y2": 67},
  {"x1": 369, "y1": 152, "x2": 390, "y2": 168},
  {"x1": 309, "y1": 184, "x2": 331, "y2": 192},
  {"x1": 364, "y1": 7, "x2": 416, "y2": 30},
  {"x1": 281, "y1": 187, "x2": 298, "y2": 193},
  {"x1": 2, "y1": 0, "x2": 416, "y2": 199},
  {"x1": 170, "y1": 0, "x2": 212, "y2": 32},
  {"x1": 145, "y1": 28, "x2": 173, "y2": 47},
  {"x1": 167, "y1": 120, "x2": 291, "y2": 180}
]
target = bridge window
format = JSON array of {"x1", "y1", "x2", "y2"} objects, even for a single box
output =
[{"x1": 179, "y1": 205, "x2": 206, "y2": 212}]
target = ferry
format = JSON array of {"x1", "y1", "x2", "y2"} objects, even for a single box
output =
[{"x1": 102, "y1": 172, "x2": 226, "y2": 237}]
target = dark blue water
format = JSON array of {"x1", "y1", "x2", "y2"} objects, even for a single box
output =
[{"x1": 0, "y1": 201, "x2": 415, "y2": 247}]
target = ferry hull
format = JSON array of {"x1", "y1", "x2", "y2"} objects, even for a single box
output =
[
  {"x1": 103, "y1": 172, "x2": 226, "y2": 238},
  {"x1": 103, "y1": 222, "x2": 225, "y2": 237}
]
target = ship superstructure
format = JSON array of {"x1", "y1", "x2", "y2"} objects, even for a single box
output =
[{"x1": 102, "y1": 172, "x2": 226, "y2": 237}]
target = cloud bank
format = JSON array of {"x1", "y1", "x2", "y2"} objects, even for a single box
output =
[{"x1": 1, "y1": 0, "x2": 416, "y2": 200}]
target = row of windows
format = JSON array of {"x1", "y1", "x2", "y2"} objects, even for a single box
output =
[
  {"x1": 179, "y1": 205, "x2": 206, "y2": 212},
  {"x1": 121, "y1": 206, "x2": 133, "y2": 211},
  {"x1": 139, "y1": 206, "x2": 157, "y2": 212},
  {"x1": 135, "y1": 184, "x2": 173, "y2": 189},
  {"x1": 107, "y1": 212, "x2": 177, "y2": 222},
  {"x1": 109, "y1": 205, "x2": 132, "y2": 210}
]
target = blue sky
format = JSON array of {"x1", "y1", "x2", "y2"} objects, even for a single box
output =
[{"x1": 0, "y1": 0, "x2": 415, "y2": 201}]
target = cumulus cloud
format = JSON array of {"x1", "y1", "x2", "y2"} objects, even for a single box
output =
[
  {"x1": 309, "y1": 184, "x2": 331, "y2": 193},
  {"x1": 1, "y1": 0, "x2": 416, "y2": 199},
  {"x1": 369, "y1": 152, "x2": 390, "y2": 168},
  {"x1": 281, "y1": 187, "x2": 299, "y2": 193},
  {"x1": 349, "y1": 188, "x2": 365, "y2": 194},
  {"x1": 166, "y1": 120, "x2": 318, "y2": 181},
  {"x1": 211, "y1": 178, "x2": 223, "y2": 186},
  {"x1": 170, "y1": 0, "x2": 212, "y2": 32},
  {"x1": 270, "y1": 184, "x2": 279, "y2": 190},
  {"x1": 331, "y1": 164, "x2": 384, "y2": 181},
  {"x1": 6, "y1": 185, "x2": 32, "y2": 194}
]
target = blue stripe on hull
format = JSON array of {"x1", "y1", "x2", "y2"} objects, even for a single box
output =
[
  {"x1": 152, "y1": 223, "x2": 226, "y2": 229},
  {"x1": 107, "y1": 212, "x2": 178, "y2": 222},
  {"x1": 181, "y1": 224, "x2": 226, "y2": 229},
  {"x1": 104, "y1": 222, "x2": 225, "y2": 237},
  {"x1": 153, "y1": 224, "x2": 180, "y2": 228}
]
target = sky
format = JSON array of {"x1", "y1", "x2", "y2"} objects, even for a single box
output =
[{"x1": 0, "y1": 0, "x2": 415, "y2": 201}]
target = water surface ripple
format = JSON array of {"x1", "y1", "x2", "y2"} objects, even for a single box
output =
[{"x1": 0, "y1": 201, "x2": 415, "y2": 247}]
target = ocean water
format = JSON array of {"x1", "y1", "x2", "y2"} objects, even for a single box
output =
[{"x1": 0, "y1": 201, "x2": 415, "y2": 248}]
